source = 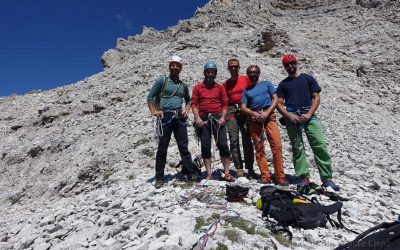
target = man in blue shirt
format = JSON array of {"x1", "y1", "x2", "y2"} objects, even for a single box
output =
[
  {"x1": 276, "y1": 53, "x2": 339, "y2": 191},
  {"x1": 241, "y1": 65, "x2": 287, "y2": 185}
]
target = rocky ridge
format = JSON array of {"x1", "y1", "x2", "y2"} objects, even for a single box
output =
[{"x1": 0, "y1": 0, "x2": 399, "y2": 249}]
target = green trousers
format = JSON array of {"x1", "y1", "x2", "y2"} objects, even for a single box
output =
[{"x1": 286, "y1": 118, "x2": 332, "y2": 181}]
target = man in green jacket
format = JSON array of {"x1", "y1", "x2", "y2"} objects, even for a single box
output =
[{"x1": 147, "y1": 55, "x2": 199, "y2": 188}]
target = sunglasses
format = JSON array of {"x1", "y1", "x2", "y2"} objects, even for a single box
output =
[{"x1": 228, "y1": 65, "x2": 240, "y2": 69}]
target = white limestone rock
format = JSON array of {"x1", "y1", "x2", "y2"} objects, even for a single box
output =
[{"x1": 1, "y1": 0, "x2": 400, "y2": 249}]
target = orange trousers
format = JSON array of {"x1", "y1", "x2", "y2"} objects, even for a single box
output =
[{"x1": 248, "y1": 113, "x2": 285, "y2": 180}]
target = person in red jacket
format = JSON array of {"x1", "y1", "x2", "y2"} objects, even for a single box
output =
[
  {"x1": 192, "y1": 61, "x2": 233, "y2": 181},
  {"x1": 223, "y1": 59, "x2": 255, "y2": 178}
]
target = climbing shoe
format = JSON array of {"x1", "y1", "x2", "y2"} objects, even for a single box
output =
[
  {"x1": 258, "y1": 177, "x2": 272, "y2": 184},
  {"x1": 322, "y1": 180, "x2": 340, "y2": 191},
  {"x1": 155, "y1": 180, "x2": 164, "y2": 189},
  {"x1": 275, "y1": 177, "x2": 289, "y2": 186}
]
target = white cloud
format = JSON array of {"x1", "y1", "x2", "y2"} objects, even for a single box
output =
[
  {"x1": 115, "y1": 14, "x2": 124, "y2": 22},
  {"x1": 115, "y1": 14, "x2": 134, "y2": 30},
  {"x1": 125, "y1": 20, "x2": 133, "y2": 30}
]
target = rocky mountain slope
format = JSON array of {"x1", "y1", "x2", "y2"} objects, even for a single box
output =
[{"x1": 0, "y1": 0, "x2": 399, "y2": 249}]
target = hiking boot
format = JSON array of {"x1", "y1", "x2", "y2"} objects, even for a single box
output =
[
  {"x1": 236, "y1": 168, "x2": 244, "y2": 177},
  {"x1": 322, "y1": 180, "x2": 340, "y2": 191},
  {"x1": 155, "y1": 180, "x2": 164, "y2": 189},
  {"x1": 247, "y1": 169, "x2": 259, "y2": 180},
  {"x1": 275, "y1": 177, "x2": 289, "y2": 186},
  {"x1": 258, "y1": 177, "x2": 272, "y2": 184}
]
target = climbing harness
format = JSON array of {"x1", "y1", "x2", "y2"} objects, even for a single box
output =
[
  {"x1": 154, "y1": 109, "x2": 186, "y2": 141},
  {"x1": 285, "y1": 107, "x2": 311, "y2": 152}
]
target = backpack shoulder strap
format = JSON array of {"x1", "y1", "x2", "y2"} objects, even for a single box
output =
[
  {"x1": 322, "y1": 202, "x2": 359, "y2": 234},
  {"x1": 321, "y1": 202, "x2": 343, "y2": 215},
  {"x1": 335, "y1": 221, "x2": 399, "y2": 250},
  {"x1": 159, "y1": 75, "x2": 169, "y2": 98}
]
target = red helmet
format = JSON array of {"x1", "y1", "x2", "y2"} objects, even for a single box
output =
[{"x1": 282, "y1": 53, "x2": 297, "y2": 65}]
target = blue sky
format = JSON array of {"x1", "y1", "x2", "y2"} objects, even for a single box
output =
[{"x1": 0, "y1": 0, "x2": 208, "y2": 97}]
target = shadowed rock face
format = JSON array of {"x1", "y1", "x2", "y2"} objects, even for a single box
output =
[{"x1": 0, "y1": 0, "x2": 399, "y2": 249}]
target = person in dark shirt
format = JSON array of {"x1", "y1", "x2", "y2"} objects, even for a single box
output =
[
  {"x1": 192, "y1": 61, "x2": 233, "y2": 182},
  {"x1": 147, "y1": 55, "x2": 199, "y2": 188},
  {"x1": 276, "y1": 53, "x2": 340, "y2": 191}
]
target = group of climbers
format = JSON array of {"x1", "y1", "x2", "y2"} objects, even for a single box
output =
[{"x1": 147, "y1": 53, "x2": 339, "y2": 191}]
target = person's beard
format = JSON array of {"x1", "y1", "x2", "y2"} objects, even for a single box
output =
[
  {"x1": 286, "y1": 65, "x2": 297, "y2": 75},
  {"x1": 205, "y1": 77, "x2": 214, "y2": 87},
  {"x1": 249, "y1": 75, "x2": 259, "y2": 83},
  {"x1": 170, "y1": 69, "x2": 180, "y2": 78}
]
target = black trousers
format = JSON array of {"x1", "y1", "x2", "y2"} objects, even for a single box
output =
[
  {"x1": 226, "y1": 114, "x2": 254, "y2": 170},
  {"x1": 197, "y1": 117, "x2": 230, "y2": 159},
  {"x1": 155, "y1": 117, "x2": 194, "y2": 181}
]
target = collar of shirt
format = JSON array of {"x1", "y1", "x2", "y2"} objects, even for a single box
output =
[{"x1": 200, "y1": 81, "x2": 218, "y2": 89}]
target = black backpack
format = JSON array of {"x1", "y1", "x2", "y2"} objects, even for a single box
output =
[
  {"x1": 178, "y1": 155, "x2": 202, "y2": 176},
  {"x1": 335, "y1": 218, "x2": 400, "y2": 250},
  {"x1": 260, "y1": 186, "x2": 349, "y2": 236}
]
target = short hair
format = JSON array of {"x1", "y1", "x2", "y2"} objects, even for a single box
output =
[
  {"x1": 246, "y1": 65, "x2": 260, "y2": 74},
  {"x1": 227, "y1": 58, "x2": 239, "y2": 66}
]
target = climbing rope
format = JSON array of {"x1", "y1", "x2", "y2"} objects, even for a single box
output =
[
  {"x1": 253, "y1": 119, "x2": 267, "y2": 148},
  {"x1": 208, "y1": 114, "x2": 221, "y2": 176},
  {"x1": 154, "y1": 110, "x2": 181, "y2": 140},
  {"x1": 155, "y1": 116, "x2": 163, "y2": 140},
  {"x1": 179, "y1": 184, "x2": 213, "y2": 207},
  {"x1": 200, "y1": 219, "x2": 220, "y2": 250},
  {"x1": 294, "y1": 110, "x2": 305, "y2": 152}
]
